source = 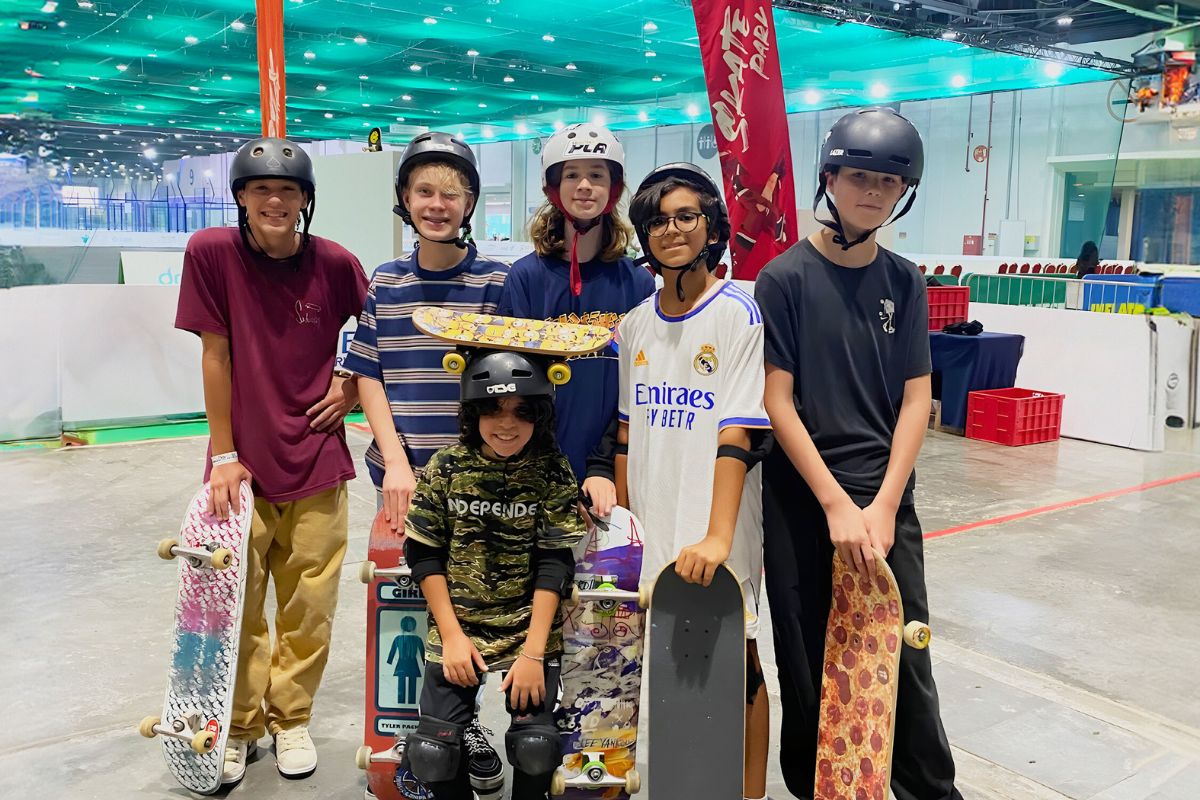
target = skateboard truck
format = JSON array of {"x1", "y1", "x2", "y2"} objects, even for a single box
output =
[
  {"x1": 441, "y1": 347, "x2": 572, "y2": 386},
  {"x1": 138, "y1": 710, "x2": 218, "y2": 754},
  {"x1": 359, "y1": 560, "x2": 413, "y2": 584},
  {"x1": 550, "y1": 752, "x2": 641, "y2": 795},
  {"x1": 566, "y1": 583, "x2": 649, "y2": 612},
  {"x1": 157, "y1": 538, "x2": 233, "y2": 570},
  {"x1": 355, "y1": 741, "x2": 404, "y2": 771}
]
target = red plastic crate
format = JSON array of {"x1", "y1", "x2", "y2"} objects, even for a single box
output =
[
  {"x1": 966, "y1": 388, "x2": 1064, "y2": 446},
  {"x1": 928, "y1": 286, "x2": 970, "y2": 330}
]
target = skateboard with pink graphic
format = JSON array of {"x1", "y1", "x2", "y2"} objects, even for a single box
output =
[
  {"x1": 139, "y1": 481, "x2": 254, "y2": 795},
  {"x1": 551, "y1": 506, "x2": 646, "y2": 797}
]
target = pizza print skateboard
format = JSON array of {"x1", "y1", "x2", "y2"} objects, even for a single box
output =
[
  {"x1": 355, "y1": 509, "x2": 432, "y2": 800},
  {"x1": 645, "y1": 562, "x2": 745, "y2": 799},
  {"x1": 551, "y1": 506, "x2": 646, "y2": 797},
  {"x1": 814, "y1": 549, "x2": 930, "y2": 800},
  {"x1": 411, "y1": 305, "x2": 612, "y2": 386},
  {"x1": 138, "y1": 481, "x2": 253, "y2": 795}
]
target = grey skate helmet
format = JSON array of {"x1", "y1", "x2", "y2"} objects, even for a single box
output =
[
  {"x1": 394, "y1": 131, "x2": 480, "y2": 248},
  {"x1": 460, "y1": 350, "x2": 555, "y2": 402},
  {"x1": 229, "y1": 137, "x2": 316, "y2": 260}
]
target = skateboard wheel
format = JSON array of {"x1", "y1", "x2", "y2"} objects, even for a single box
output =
[
  {"x1": 209, "y1": 548, "x2": 233, "y2": 570},
  {"x1": 549, "y1": 769, "x2": 566, "y2": 795},
  {"x1": 567, "y1": 585, "x2": 581, "y2": 607},
  {"x1": 637, "y1": 585, "x2": 651, "y2": 610},
  {"x1": 904, "y1": 620, "x2": 931, "y2": 649},
  {"x1": 138, "y1": 716, "x2": 160, "y2": 739},
  {"x1": 191, "y1": 730, "x2": 216, "y2": 754},
  {"x1": 355, "y1": 745, "x2": 372, "y2": 770},
  {"x1": 442, "y1": 351, "x2": 467, "y2": 375},
  {"x1": 156, "y1": 538, "x2": 177, "y2": 561},
  {"x1": 360, "y1": 561, "x2": 377, "y2": 583},
  {"x1": 624, "y1": 768, "x2": 642, "y2": 794},
  {"x1": 547, "y1": 362, "x2": 572, "y2": 385}
]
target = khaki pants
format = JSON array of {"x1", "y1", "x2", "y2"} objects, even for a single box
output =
[{"x1": 230, "y1": 483, "x2": 349, "y2": 739}]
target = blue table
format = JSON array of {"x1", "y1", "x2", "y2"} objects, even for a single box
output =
[{"x1": 929, "y1": 332, "x2": 1025, "y2": 430}]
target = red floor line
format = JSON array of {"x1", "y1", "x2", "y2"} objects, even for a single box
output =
[{"x1": 924, "y1": 469, "x2": 1200, "y2": 541}]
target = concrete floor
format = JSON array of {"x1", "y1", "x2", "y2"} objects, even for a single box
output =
[{"x1": 1, "y1": 425, "x2": 1198, "y2": 799}]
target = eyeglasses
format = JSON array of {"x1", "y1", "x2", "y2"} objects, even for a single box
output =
[{"x1": 646, "y1": 210, "x2": 707, "y2": 237}]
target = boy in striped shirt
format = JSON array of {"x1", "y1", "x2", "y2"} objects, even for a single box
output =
[{"x1": 342, "y1": 131, "x2": 508, "y2": 798}]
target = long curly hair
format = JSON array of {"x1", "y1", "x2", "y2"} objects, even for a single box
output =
[{"x1": 459, "y1": 395, "x2": 558, "y2": 456}]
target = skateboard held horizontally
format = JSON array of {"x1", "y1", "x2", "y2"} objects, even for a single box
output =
[
  {"x1": 411, "y1": 306, "x2": 612, "y2": 385},
  {"x1": 138, "y1": 481, "x2": 254, "y2": 796},
  {"x1": 813, "y1": 549, "x2": 930, "y2": 800},
  {"x1": 356, "y1": 509, "x2": 432, "y2": 800},
  {"x1": 646, "y1": 562, "x2": 745, "y2": 799},
  {"x1": 551, "y1": 506, "x2": 647, "y2": 797}
]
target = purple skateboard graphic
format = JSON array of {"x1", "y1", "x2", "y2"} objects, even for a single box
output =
[{"x1": 552, "y1": 506, "x2": 645, "y2": 797}]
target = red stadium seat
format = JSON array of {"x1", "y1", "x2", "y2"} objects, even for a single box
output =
[
  {"x1": 1032, "y1": 264, "x2": 1042, "y2": 274},
  {"x1": 1019, "y1": 264, "x2": 1030, "y2": 274},
  {"x1": 951, "y1": 265, "x2": 963, "y2": 277},
  {"x1": 934, "y1": 265, "x2": 945, "y2": 274}
]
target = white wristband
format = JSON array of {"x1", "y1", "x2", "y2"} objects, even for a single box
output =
[{"x1": 211, "y1": 451, "x2": 239, "y2": 467}]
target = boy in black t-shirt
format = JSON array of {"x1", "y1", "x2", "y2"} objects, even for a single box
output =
[{"x1": 754, "y1": 107, "x2": 962, "y2": 800}]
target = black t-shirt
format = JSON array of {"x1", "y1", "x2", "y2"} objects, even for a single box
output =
[{"x1": 755, "y1": 238, "x2": 931, "y2": 505}]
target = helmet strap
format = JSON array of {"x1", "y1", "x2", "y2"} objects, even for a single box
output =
[{"x1": 814, "y1": 176, "x2": 918, "y2": 251}]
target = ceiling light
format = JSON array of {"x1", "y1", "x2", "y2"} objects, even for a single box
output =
[
  {"x1": 362, "y1": 122, "x2": 370, "y2": 127},
  {"x1": 135, "y1": 104, "x2": 144, "y2": 110},
  {"x1": 1058, "y1": 16, "x2": 1073, "y2": 26},
  {"x1": 565, "y1": 63, "x2": 577, "y2": 70},
  {"x1": 1044, "y1": 62, "x2": 1065, "y2": 78},
  {"x1": 482, "y1": 127, "x2": 494, "y2": 138},
  {"x1": 467, "y1": 49, "x2": 479, "y2": 57},
  {"x1": 189, "y1": 85, "x2": 199, "y2": 91},
  {"x1": 585, "y1": 86, "x2": 595, "y2": 93},
  {"x1": 645, "y1": 50, "x2": 656, "y2": 57},
  {"x1": 941, "y1": 30, "x2": 957, "y2": 40},
  {"x1": 359, "y1": 74, "x2": 369, "y2": 80},
  {"x1": 503, "y1": 75, "x2": 515, "y2": 83},
  {"x1": 246, "y1": 108, "x2": 256, "y2": 114},
  {"x1": 99, "y1": 134, "x2": 107, "y2": 139},
  {"x1": 893, "y1": 1, "x2": 900, "y2": 9},
  {"x1": 637, "y1": 110, "x2": 649, "y2": 122},
  {"x1": 685, "y1": 103, "x2": 700, "y2": 117},
  {"x1": 651, "y1": 75, "x2": 662, "y2": 82},
  {"x1": 424, "y1": 17, "x2": 437, "y2": 24},
  {"x1": 316, "y1": 84, "x2": 327, "y2": 92},
  {"x1": 230, "y1": 20, "x2": 246, "y2": 31},
  {"x1": 410, "y1": 64, "x2": 422, "y2": 71},
  {"x1": 553, "y1": 120, "x2": 564, "y2": 130},
  {"x1": 396, "y1": 116, "x2": 405, "y2": 122},
  {"x1": 593, "y1": 113, "x2": 606, "y2": 126},
  {"x1": 57, "y1": 20, "x2": 66, "y2": 27},
  {"x1": 542, "y1": 34, "x2": 555, "y2": 42},
  {"x1": 516, "y1": 122, "x2": 528, "y2": 134},
  {"x1": 293, "y1": 117, "x2": 301, "y2": 122},
  {"x1": 184, "y1": 35, "x2": 199, "y2": 44},
  {"x1": 147, "y1": 52, "x2": 157, "y2": 58},
  {"x1": 221, "y1": 74, "x2": 232, "y2": 80},
  {"x1": 804, "y1": 89, "x2": 821, "y2": 104},
  {"x1": 530, "y1": 93, "x2": 540, "y2": 100},
  {"x1": 354, "y1": 35, "x2": 367, "y2": 44},
  {"x1": 478, "y1": 102, "x2": 488, "y2": 108},
  {"x1": 869, "y1": 82, "x2": 888, "y2": 98},
  {"x1": 402, "y1": 94, "x2": 412, "y2": 101},
  {"x1": 643, "y1": 21, "x2": 658, "y2": 32},
  {"x1": 324, "y1": 112, "x2": 333, "y2": 118},
  {"x1": 304, "y1": 50, "x2": 316, "y2": 59},
  {"x1": 362, "y1": 103, "x2": 370, "y2": 107},
  {"x1": 143, "y1": 147, "x2": 157, "y2": 159},
  {"x1": 77, "y1": 0, "x2": 93, "y2": 8},
  {"x1": 116, "y1": 64, "x2": 128, "y2": 72},
  {"x1": 950, "y1": 74, "x2": 967, "y2": 88},
  {"x1": 195, "y1": 145, "x2": 203, "y2": 150}
]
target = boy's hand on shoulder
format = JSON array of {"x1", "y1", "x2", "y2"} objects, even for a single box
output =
[
  {"x1": 826, "y1": 498, "x2": 877, "y2": 581},
  {"x1": 307, "y1": 374, "x2": 358, "y2": 431},
  {"x1": 862, "y1": 500, "x2": 897, "y2": 559},
  {"x1": 440, "y1": 632, "x2": 488, "y2": 688},
  {"x1": 382, "y1": 463, "x2": 417, "y2": 532},
  {"x1": 676, "y1": 536, "x2": 731, "y2": 587},
  {"x1": 500, "y1": 652, "x2": 546, "y2": 712},
  {"x1": 209, "y1": 462, "x2": 253, "y2": 520}
]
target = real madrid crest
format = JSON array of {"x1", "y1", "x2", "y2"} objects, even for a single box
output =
[{"x1": 693, "y1": 344, "x2": 718, "y2": 375}]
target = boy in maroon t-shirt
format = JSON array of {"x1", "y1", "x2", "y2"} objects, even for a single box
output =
[{"x1": 174, "y1": 137, "x2": 368, "y2": 785}]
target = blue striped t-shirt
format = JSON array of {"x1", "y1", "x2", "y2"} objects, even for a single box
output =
[{"x1": 342, "y1": 245, "x2": 509, "y2": 486}]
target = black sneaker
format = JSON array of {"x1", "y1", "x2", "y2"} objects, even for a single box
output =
[{"x1": 463, "y1": 720, "x2": 504, "y2": 798}]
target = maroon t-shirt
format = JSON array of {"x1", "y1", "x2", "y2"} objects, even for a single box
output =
[{"x1": 175, "y1": 226, "x2": 369, "y2": 503}]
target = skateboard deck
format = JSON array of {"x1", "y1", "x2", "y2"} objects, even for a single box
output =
[
  {"x1": 813, "y1": 550, "x2": 930, "y2": 800},
  {"x1": 552, "y1": 507, "x2": 646, "y2": 797},
  {"x1": 139, "y1": 481, "x2": 254, "y2": 796},
  {"x1": 412, "y1": 306, "x2": 612, "y2": 363},
  {"x1": 646, "y1": 562, "x2": 745, "y2": 799},
  {"x1": 356, "y1": 509, "x2": 432, "y2": 800}
]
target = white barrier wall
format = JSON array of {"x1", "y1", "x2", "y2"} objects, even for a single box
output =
[{"x1": 0, "y1": 286, "x2": 62, "y2": 441}]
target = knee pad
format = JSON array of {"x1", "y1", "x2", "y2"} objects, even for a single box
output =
[
  {"x1": 404, "y1": 716, "x2": 463, "y2": 784},
  {"x1": 504, "y1": 718, "x2": 561, "y2": 776}
]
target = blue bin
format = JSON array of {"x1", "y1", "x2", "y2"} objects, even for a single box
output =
[
  {"x1": 1160, "y1": 275, "x2": 1200, "y2": 315},
  {"x1": 1081, "y1": 273, "x2": 1161, "y2": 314}
]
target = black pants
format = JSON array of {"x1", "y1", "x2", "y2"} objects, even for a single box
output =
[
  {"x1": 763, "y1": 476, "x2": 962, "y2": 800},
  {"x1": 417, "y1": 660, "x2": 561, "y2": 800}
]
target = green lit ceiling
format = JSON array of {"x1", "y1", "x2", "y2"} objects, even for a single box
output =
[{"x1": 1, "y1": 0, "x2": 1115, "y2": 161}]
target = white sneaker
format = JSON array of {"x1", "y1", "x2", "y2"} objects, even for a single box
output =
[
  {"x1": 274, "y1": 725, "x2": 318, "y2": 778},
  {"x1": 221, "y1": 737, "x2": 258, "y2": 785}
]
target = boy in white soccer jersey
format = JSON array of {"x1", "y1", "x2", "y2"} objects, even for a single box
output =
[{"x1": 589, "y1": 162, "x2": 772, "y2": 800}]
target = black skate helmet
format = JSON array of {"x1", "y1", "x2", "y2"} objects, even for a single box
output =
[
  {"x1": 229, "y1": 137, "x2": 316, "y2": 260},
  {"x1": 394, "y1": 131, "x2": 480, "y2": 248},
  {"x1": 815, "y1": 107, "x2": 924, "y2": 250},
  {"x1": 460, "y1": 350, "x2": 555, "y2": 402}
]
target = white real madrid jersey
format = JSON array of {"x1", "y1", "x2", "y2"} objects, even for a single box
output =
[{"x1": 617, "y1": 280, "x2": 771, "y2": 634}]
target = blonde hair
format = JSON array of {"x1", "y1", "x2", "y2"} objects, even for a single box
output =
[
  {"x1": 528, "y1": 199, "x2": 634, "y2": 262},
  {"x1": 403, "y1": 162, "x2": 472, "y2": 200}
]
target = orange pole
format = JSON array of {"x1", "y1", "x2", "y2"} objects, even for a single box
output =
[{"x1": 255, "y1": 0, "x2": 287, "y2": 138}]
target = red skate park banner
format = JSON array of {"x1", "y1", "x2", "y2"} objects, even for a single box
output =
[
  {"x1": 692, "y1": 0, "x2": 798, "y2": 281},
  {"x1": 256, "y1": 0, "x2": 287, "y2": 138}
]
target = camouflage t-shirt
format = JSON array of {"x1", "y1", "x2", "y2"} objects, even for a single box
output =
[{"x1": 405, "y1": 444, "x2": 585, "y2": 668}]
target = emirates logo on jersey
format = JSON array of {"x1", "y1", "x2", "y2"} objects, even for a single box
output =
[{"x1": 693, "y1": 344, "x2": 718, "y2": 376}]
